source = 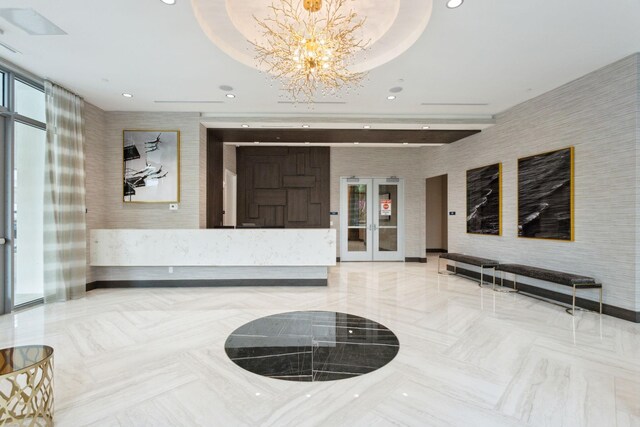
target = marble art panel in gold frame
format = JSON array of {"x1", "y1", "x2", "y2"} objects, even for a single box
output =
[
  {"x1": 517, "y1": 147, "x2": 574, "y2": 241},
  {"x1": 466, "y1": 162, "x2": 502, "y2": 236}
]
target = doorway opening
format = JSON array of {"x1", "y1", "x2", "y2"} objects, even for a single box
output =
[
  {"x1": 223, "y1": 168, "x2": 237, "y2": 227},
  {"x1": 339, "y1": 177, "x2": 405, "y2": 261},
  {"x1": 425, "y1": 174, "x2": 448, "y2": 254}
]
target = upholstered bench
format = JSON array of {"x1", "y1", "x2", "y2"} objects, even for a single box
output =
[
  {"x1": 437, "y1": 253, "x2": 499, "y2": 288},
  {"x1": 496, "y1": 264, "x2": 602, "y2": 315}
]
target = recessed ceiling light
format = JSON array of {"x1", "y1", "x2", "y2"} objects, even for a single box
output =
[
  {"x1": 422, "y1": 126, "x2": 430, "y2": 129},
  {"x1": 254, "y1": 141, "x2": 260, "y2": 144},
  {"x1": 302, "y1": 124, "x2": 310, "y2": 128},
  {"x1": 226, "y1": 93, "x2": 236, "y2": 98},
  {"x1": 353, "y1": 142, "x2": 360, "y2": 145},
  {"x1": 241, "y1": 124, "x2": 250, "y2": 128},
  {"x1": 363, "y1": 125, "x2": 371, "y2": 129},
  {"x1": 446, "y1": 0, "x2": 464, "y2": 8},
  {"x1": 387, "y1": 95, "x2": 396, "y2": 100},
  {"x1": 160, "y1": 0, "x2": 176, "y2": 4},
  {"x1": 122, "y1": 93, "x2": 133, "y2": 98}
]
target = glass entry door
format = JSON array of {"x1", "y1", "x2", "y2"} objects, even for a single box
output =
[{"x1": 340, "y1": 177, "x2": 404, "y2": 262}]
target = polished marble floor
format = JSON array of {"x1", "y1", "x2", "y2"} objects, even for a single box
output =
[
  {"x1": 1, "y1": 258, "x2": 639, "y2": 426},
  {"x1": 225, "y1": 311, "x2": 400, "y2": 382}
]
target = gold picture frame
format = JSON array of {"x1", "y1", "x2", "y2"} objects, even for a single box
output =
[
  {"x1": 466, "y1": 162, "x2": 502, "y2": 236},
  {"x1": 517, "y1": 146, "x2": 574, "y2": 241},
  {"x1": 123, "y1": 130, "x2": 181, "y2": 203}
]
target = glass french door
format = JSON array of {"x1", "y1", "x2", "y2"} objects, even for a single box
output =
[{"x1": 340, "y1": 177, "x2": 404, "y2": 261}]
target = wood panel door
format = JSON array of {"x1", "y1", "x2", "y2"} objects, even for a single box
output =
[{"x1": 236, "y1": 147, "x2": 330, "y2": 228}]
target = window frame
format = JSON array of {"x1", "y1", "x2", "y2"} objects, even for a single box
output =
[{"x1": 0, "y1": 62, "x2": 46, "y2": 313}]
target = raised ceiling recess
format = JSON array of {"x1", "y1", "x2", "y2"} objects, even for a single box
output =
[{"x1": 191, "y1": 0, "x2": 433, "y2": 73}]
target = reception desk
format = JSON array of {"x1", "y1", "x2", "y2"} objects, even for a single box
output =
[{"x1": 89, "y1": 229, "x2": 336, "y2": 288}]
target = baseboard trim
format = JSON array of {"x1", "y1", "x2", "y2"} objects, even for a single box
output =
[
  {"x1": 446, "y1": 265, "x2": 639, "y2": 323},
  {"x1": 405, "y1": 257, "x2": 427, "y2": 263},
  {"x1": 426, "y1": 249, "x2": 448, "y2": 253},
  {"x1": 87, "y1": 278, "x2": 327, "y2": 291}
]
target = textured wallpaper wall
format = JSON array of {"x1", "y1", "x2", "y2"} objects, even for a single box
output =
[
  {"x1": 636, "y1": 54, "x2": 640, "y2": 312},
  {"x1": 85, "y1": 111, "x2": 203, "y2": 281},
  {"x1": 199, "y1": 123, "x2": 207, "y2": 229},
  {"x1": 84, "y1": 102, "x2": 106, "y2": 283},
  {"x1": 422, "y1": 54, "x2": 639, "y2": 311},
  {"x1": 101, "y1": 112, "x2": 202, "y2": 228}
]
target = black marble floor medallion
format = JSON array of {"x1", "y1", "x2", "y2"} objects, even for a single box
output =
[{"x1": 224, "y1": 311, "x2": 400, "y2": 382}]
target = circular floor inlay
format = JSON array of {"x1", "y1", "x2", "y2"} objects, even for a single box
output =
[{"x1": 225, "y1": 311, "x2": 400, "y2": 382}]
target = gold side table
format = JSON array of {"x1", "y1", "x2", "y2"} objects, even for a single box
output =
[{"x1": 0, "y1": 345, "x2": 54, "y2": 426}]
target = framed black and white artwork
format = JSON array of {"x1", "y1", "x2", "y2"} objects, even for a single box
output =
[
  {"x1": 123, "y1": 130, "x2": 180, "y2": 203},
  {"x1": 518, "y1": 147, "x2": 574, "y2": 240},
  {"x1": 466, "y1": 163, "x2": 501, "y2": 235}
]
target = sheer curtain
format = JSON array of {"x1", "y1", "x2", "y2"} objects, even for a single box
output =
[{"x1": 43, "y1": 81, "x2": 86, "y2": 302}]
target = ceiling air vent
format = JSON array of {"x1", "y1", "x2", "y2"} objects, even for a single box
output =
[
  {"x1": 277, "y1": 101, "x2": 347, "y2": 105},
  {"x1": 0, "y1": 9, "x2": 66, "y2": 35},
  {"x1": 0, "y1": 41, "x2": 20, "y2": 54},
  {"x1": 154, "y1": 100, "x2": 224, "y2": 104},
  {"x1": 421, "y1": 102, "x2": 488, "y2": 106}
]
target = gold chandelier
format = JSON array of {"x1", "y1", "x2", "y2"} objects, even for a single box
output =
[{"x1": 252, "y1": 0, "x2": 369, "y2": 101}]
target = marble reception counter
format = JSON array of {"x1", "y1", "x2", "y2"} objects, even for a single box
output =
[{"x1": 89, "y1": 229, "x2": 336, "y2": 287}]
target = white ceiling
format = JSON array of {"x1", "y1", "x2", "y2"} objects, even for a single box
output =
[{"x1": 0, "y1": 0, "x2": 639, "y2": 124}]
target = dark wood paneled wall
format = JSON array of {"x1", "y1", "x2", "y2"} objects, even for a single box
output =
[
  {"x1": 237, "y1": 147, "x2": 330, "y2": 228},
  {"x1": 206, "y1": 130, "x2": 224, "y2": 228}
]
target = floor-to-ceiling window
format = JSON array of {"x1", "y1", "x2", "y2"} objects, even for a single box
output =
[
  {"x1": 0, "y1": 70, "x2": 7, "y2": 315},
  {"x1": 0, "y1": 65, "x2": 46, "y2": 312},
  {"x1": 14, "y1": 79, "x2": 45, "y2": 307},
  {"x1": 14, "y1": 121, "x2": 45, "y2": 305}
]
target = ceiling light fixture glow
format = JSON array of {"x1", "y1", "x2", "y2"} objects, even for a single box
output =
[
  {"x1": 422, "y1": 126, "x2": 430, "y2": 129},
  {"x1": 226, "y1": 93, "x2": 236, "y2": 98},
  {"x1": 122, "y1": 93, "x2": 133, "y2": 98},
  {"x1": 302, "y1": 124, "x2": 310, "y2": 128},
  {"x1": 387, "y1": 95, "x2": 396, "y2": 100},
  {"x1": 161, "y1": 0, "x2": 176, "y2": 4},
  {"x1": 363, "y1": 125, "x2": 371, "y2": 129},
  {"x1": 446, "y1": 0, "x2": 464, "y2": 9},
  {"x1": 254, "y1": 141, "x2": 260, "y2": 144},
  {"x1": 353, "y1": 142, "x2": 360, "y2": 145},
  {"x1": 241, "y1": 124, "x2": 250, "y2": 128},
  {"x1": 251, "y1": 0, "x2": 369, "y2": 102}
]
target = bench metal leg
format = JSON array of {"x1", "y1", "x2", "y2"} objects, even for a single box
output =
[
  {"x1": 493, "y1": 271, "x2": 519, "y2": 293},
  {"x1": 599, "y1": 287, "x2": 603, "y2": 314},
  {"x1": 566, "y1": 285, "x2": 603, "y2": 316},
  {"x1": 438, "y1": 258, "x2": 456, "y2": 276},
  {"x1": 477, "y1": 266, "x2": 495, "y2": 288}
]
